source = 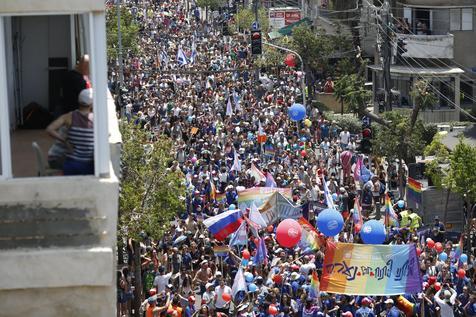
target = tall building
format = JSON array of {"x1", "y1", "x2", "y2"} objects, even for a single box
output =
[{"x1": 0, "y1": 1, "x2": 120, "y2": 316}]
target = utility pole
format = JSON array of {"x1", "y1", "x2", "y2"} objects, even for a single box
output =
[
  {"x1": 253, "y1": 0, "x2": 260, "y2": 86},
  {"x1": 381, "y1": 0, "x2": 392, "y2": 111},
  {"x1": 117, "y1": 0, "x2": 124, "y2": 109}
]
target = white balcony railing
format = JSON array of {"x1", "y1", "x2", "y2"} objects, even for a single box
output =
[{"x1": 397, "y1": 33, "x2": 454, "y2": 59}]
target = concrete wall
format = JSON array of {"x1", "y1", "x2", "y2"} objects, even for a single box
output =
[
  {"x1": 315, "y1": 93, "x2": 350, "y2": 113},
  {"x1": 0, "y1": 175, "x2": 119, "y2": 317},
  {"x1": 398, "y1": 34, "x2": 454, "y2": 59}
]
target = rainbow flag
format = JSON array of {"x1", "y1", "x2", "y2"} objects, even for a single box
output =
[
  {"x1": 264, "y1": 143, "x2": 276, "y2": 157},
  {"x1": 237, "y1": 187, "x2": 292, "y2": 209},
  {"x1": 215, "y1": 192, "x2": 226, "y2": 203},
  {"x1": 309, "y1": 270, "x2": 320, "y2": 298},
  {"x1": 385, "y1": 193, "x2": 399, "y2": 228},
  {"x1": 407, "y1": 177, "x2": 422, "y2": 204},
  {"x1": 210, "y1": 182, "x2": 217, "y2": 200},
  {"x1": 213, "y1": 245, "x2": 230, "y2": 257},
  {"x1": 352, "y1": 197, "x2": 363, "y2": 234},
  {"x1": 298, "y1": 217, "x2": 321, "y2": 250},
  {"x1": 320, "y1": 242, "x2": 422, "y2": 296}
]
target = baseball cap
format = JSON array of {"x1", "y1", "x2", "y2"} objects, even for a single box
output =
[
  {"x1": 384, "y1": 299, "x2": 394, "y2": 305},
  {"x1": 361, "y1": 297, "x2": 371, "y2": 305},
  {"x1": 78, "y1": 88, "x2": 93, "y2": 106}
]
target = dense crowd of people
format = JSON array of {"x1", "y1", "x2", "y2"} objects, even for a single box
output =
[{"x1": 112, "y1": 1, "x2": 476, "y2": 317}]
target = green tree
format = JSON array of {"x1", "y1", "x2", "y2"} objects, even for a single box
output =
[
  {"x1": 119, "y1": 121, "x2": 185, "y2": 241},
  {"x1": 423, "y1": 134, "x2": 450, "y2": 188},
  {"x1": 409, "y1": 80, "x2": 438, "y2": 133},
  {"x1": 196, "y1": 0, "x2": 226, "y2": 19},
  {"x1": 119, "y1": 121, "x2": 185, "y2": 317},
  {"x1": 447, "y1": 139, "x2": 476, "y2": 202},
  {"x1": 232, "y1": 7, "x2": 269, "y2": 32},
  {"x1": 106, "y1": 5, "x2": 140, "y2": 60},
  {"x1": 372, "y1": 111, "x2": 435, "y2": 163}
]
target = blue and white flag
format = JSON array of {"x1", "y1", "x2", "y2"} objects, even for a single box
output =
[
  {"x1": 226, "y1": 97, "x2": 233, "y2": 116},
  {"x1": 322, "y1": 175, "x2": 336, "y2": 209},
  {"x1": 232, "y1": 268, "x2": 247, "y2": 298},
  {"x1": 230, "y1": 147, "x2": 241, "y2": 172},
  {"x1": 254, "y1": 237, "x2": 268, "y2": 265},
  {"x1": 159, "y1": 49, "x2": 169, "y2": 66},
  {"x1": 229, "y1": 221, "x2": 248, "y2": 246},
  {"x1": 176, "y1": 47, "x2": 188, "y2": 66},
  {"x1": 190, "y1": 41, "x2": 197, "y2": 64}
]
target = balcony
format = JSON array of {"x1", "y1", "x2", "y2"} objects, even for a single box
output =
[{"x1": 396, "y1": 33, "x2": 454, "y2": 59}]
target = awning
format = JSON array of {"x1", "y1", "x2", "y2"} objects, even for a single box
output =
[
  {"x1": 268, "y1": 31, "x2": 283, "y2": 40},
  {"x1": 368, "y1": 64, "x2": 465, "y2": 76},
  {"x1": 278, "y1": 17, "x2": 312, "y2": 36}
]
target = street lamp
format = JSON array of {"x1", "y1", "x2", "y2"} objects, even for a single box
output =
[{"x1": 262, "y1": 41, "x2": 306, "y2": 106}]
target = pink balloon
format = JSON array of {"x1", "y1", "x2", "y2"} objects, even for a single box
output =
[
  {"x1": 276, "y1": 219, "x2": 302, "y2": 248},
  {"x1": 191, "y1": 157, "x2": 197, "y2": 164}
]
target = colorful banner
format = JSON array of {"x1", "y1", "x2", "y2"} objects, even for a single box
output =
[
  {"x1": 259, "y1": 192, "x2": 302, "y2": 225},
  {"x1": 320, "y1": 242, "x2": 422, "y2": 296},
  {"x1": 407, "y1": 177, "x2": 422, "y2": 204},
  {"x1": 237, "y1": 187, "x2": 292, "y2": 209}
]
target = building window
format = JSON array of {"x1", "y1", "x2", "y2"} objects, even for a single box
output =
[
  {"x1": 450, "y1": 8, "x2": 473, "y2": 31},
  {"x1": 462, "y1": 8, "x2": 473, "y2": 30}
]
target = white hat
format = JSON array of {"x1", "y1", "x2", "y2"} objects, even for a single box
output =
[
  {"x1": 384, "y1": 299, "x2": 394, "y2": 305},
  {"x1": 78, "y1": 88, "x2": 93, "y2": 106},
  {"x1": 290, "y1": 272, "x2": 300, "y2": 280}
]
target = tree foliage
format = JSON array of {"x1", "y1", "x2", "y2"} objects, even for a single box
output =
[
  {"x1": 409, "y1": 80, "x2": 438, "y2": 132},
  {"x1": 196, "y1": 0, "x2": 226, "y2": 11},
  {"x1": 106, "y1": 5, "x2": 140, "y2": 60},
  {"x1": 372, "y1": 111, "x2": 435, "y2": 163},
  {"x1": 232, "y1": 7, "x2": 269, "y2": 32},
  {"x1": 119, "y1": 121, "x2": 186, "y2": 241},
  {"x1": 424, "y1": 135, "x2": 476, "y2": 202}
]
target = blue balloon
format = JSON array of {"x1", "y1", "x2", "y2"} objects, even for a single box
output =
[
  {"x1": 332, "y1": 193, "x2": 338, "y2": 201},
  {"x1": 288, "y1": 103, "x2": 306, "y2": 121},
  {"x1": 439, "y1": 252, "x2": 448, "y2": 262},
  {"x1": 229, "y1": 204, "x2": 236, "y2": 210},
  {"x1": 241, "y1": 259, "x2": 249, "y2": 266},
  {"x1": 397, "y1": 200, "x2": 405, "y2": 208},
  {"x1": 248, "y1": 283, "x2": 258, "y2": 292},
  {"x1": 188, "y1": 116, "x2": 193, "y2": 122},
  {"x1": 317, "y1": 208, "x2": 344, "y2": 237},
  {"x1": 461, "y1": 253, "x2": 468, "y2": 263},
  {"x1": 360, "y1": 220, "x2": 386, "y2": 244},
  {"x1": 300, "y1": 136, "x2": 307, "y2": 142},
  {"x1": 245, "y1": 272, "x2": 254, "y2": 283},
  {"x1": 247, "y1": 132, "x2": 254, "y2": 140}
]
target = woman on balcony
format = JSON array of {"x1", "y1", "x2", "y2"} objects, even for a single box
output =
[{"x1": 46, "y1": 88, "x2": 94, "y2": 175}]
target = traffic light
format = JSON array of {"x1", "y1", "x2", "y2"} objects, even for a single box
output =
[
  {"x1": 251, "y1": 30, "x2": 262, "y2": 55},
  {"x1": 358, "y1": 116, "x2": 372, "y2": 154},
  {"x1": 396, "y1": 38, "x2": 408, "y2": 64}
]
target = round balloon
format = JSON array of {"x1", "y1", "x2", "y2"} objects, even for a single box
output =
[
  {"x1": 300, "y1": 150, "x2": 307, "y2": 157},
  {"x1": 268, "y1": 305, "x2": 279, "y2": 315},
  {"x1": 304, "y1": 119, "x2": 312, "y2": 127},
  {"x1": 272, "y1": 274, "x2": 283, "y2": 284},
  {"x1": 288, "y1": 103, "x2": 306, "y2": 121},
  {"x1": 317, "y1": 208, "x2": 344, "y2": 237},
  {"x1": 229, "y1": 204, "x2": 236, "y2": 210},
  {"x1": 222, "y1": 293, "x2": 232, "y2": 302},
  {"x1": 458, "y1": 269, "x2": 466, "y2": 279},
  {"x1": 244, "y1": 272, "x2": 254, "y2": 283},
  {"x1": 426, "y1": 238, "x2": 435, "y2": 249},
  {"x1": 284, "y1": 54, "x2": 296, "y2": 67},
  {"x1": 248, "y1": 283, "x2": 257, "y2": 292},
  {"x1": 397, "y1": 200, "x2": 405, "y2": 208},
  {"x1": 242, "y1": 249, "x2": 251, "y2": 259},
  {"x1": 276, "y1": 219, "x2": 302, "y2": 248},
  {"x1": 439, "y1": 252, "x2": 448, "y2": 262},
  {"x1": 241, "y1": 259, "x2": 249, "y2": 266},
  {"x1": 435, "y1": 242, "x2": 443, "y2": 253},
  {"x1": 360, "y1": 220, "x2": 386, "y2": 244},
  {"x1": 434, "y1": 282, "x2": 441, "y2": 291},
  {"x1": 461, "y1": 253, "x2": 468, "y2": 263}
]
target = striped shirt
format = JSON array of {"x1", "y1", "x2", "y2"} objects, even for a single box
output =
[{"x1": 67, "y1": 110, "x2": 94, "y2": 162}]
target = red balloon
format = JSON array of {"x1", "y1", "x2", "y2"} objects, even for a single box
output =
[
  {"x1": 458, "y1": 269, "x2": 466, "y2": 279},
  {"x1": 434, "y1": 282, "x2": 442, "y2": 291},
  {"x1": 416, "y1": 248, "x2": 422, "y2": 257},
  {"x1": 276, "y1": 219, "x2": 302, "y2": 248},
  {"x1": 268, "y1": 304, "x2": 279, "y2": 315},
  {"x1": 242, "y1": 249, "x2": 251, "y2": 260},
  {"x1": 273, "y1": 274, "x2": 283, "y2": 284},
  {"x1": 284, "y1": 54, "x2": 296, "y2": 67},
  {"x1": 222, "y1": 293, "x2": 232, "y2": 302},
  {"x1": 426, "y1": 239, "x2": 435, "y2": 249},
  {"x1": 267, "y1": 225, "x2": 274, "y2": 233},
  {"x1": 428, "y1": 276, "x2": 436, "y2": 285},
  {"x1": 300, "y1": 150, "x2": 307, "y2": 157},
  {"x1": 435, "y1": 242, "x2": 443, "y2": 253}
]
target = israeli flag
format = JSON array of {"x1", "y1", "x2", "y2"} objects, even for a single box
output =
[
  {"x1": 190, "y1": 41, "x2": 197, "y2": 64},
  {"x1": 176, "y1": 47, "x2": 188, "y2": 66}
]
